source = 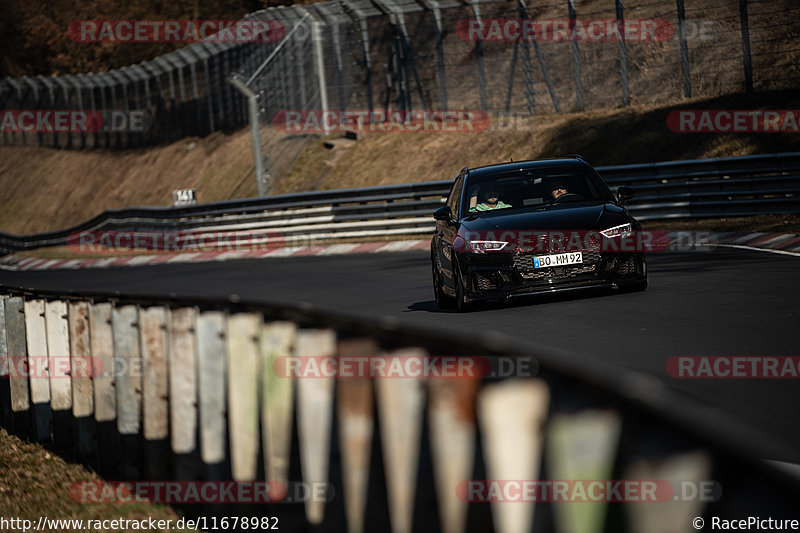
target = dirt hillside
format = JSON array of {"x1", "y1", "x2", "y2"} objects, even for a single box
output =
[{"x1": 1, "y1": 90, "x2": 799, "y2": 235}]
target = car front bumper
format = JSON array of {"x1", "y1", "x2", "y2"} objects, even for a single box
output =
[{"x1": 458, "y1": 250, "x2": 647, "y2": 302}]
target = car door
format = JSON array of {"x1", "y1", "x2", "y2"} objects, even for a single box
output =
[{"x1": 437, "y1": 172, "x2": 464, "y2": 291}]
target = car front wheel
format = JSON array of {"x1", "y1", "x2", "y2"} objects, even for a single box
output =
[
  {"x1": 432, "y1": 252, "x2": 455, "y2": 309},
  {"x1": 454, "y1": 265, "x2": 472, "y2": 312}
]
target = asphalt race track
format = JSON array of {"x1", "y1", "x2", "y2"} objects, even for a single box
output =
[{"x1": 2, "y1": 247, "x2": 799, "y2": 463}]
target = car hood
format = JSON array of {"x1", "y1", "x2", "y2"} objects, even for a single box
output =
[{"x1": 460, "y1": 202, "x2": 629, "y2": 232}]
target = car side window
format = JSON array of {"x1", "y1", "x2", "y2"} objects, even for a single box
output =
[{"x1": 447, "y1": 175, "x2": 464, "y2": 218}]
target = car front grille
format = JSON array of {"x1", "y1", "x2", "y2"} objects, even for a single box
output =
[
  {"x1": 513, "y1": 250, "x2": 600, "y2": 281},
  {"x1": 476, "y1": 272, "x2": 497, "y2": 290},
  {"x1": 603, "y1": 254, "x2": 638, "y2": 275}
]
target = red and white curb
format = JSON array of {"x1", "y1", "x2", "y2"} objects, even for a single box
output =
[
  {"x1": 0, "y1": 232, "x2": 798, "y2": 272},
  {"x1": 702, "y1": 231, "x2": 800, "y2": 256},
  {"x1": 0, "y1": 240, "x2": 432, "y2": 271}
]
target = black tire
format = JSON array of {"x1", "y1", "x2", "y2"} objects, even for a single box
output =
[
  {"x1": 631, "y1": 256, "x2": 648, "y2": 291},
  {"x1": 630, "y1": 277, "x2": 648, "y2": 292},
  {"x1": 432, "y1": 252, "x2": 455, "y2": 309},
  {"x1": 620, "y1": 275, "x2": 648, "y2": 292},
  {"x1": 454, "y1": 266, "x2": 472, "y2": 312}
]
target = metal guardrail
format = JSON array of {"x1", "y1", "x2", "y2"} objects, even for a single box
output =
[
  {"x1": 1, "y1": 152, "x2": 799, "y2": 255},
  {"x1": 1, "y1": 284, "x2": 798, "y2": 532}
]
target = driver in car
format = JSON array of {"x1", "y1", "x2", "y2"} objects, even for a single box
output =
[
  {"x1": 550, "y1": 182, "x2": 569, "y2": 200},
  {"x1": 470, "y1": 186, "x2": 512, "y2": 212}
]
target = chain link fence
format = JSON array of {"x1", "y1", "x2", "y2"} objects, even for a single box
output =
[{"x1": 1, "y1": 0, "x2": 798, "y2": 162}]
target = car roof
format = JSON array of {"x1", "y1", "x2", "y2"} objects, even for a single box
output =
[{"x1": 467, "y1": 158, "x2": 592, "y2": 178}]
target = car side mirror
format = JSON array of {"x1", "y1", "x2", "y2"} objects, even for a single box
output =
[
  {"x1": 433, "y1": 205, "x2": 454, "y2": 223},
  {"x1": 617, "y1": 186, "x2": 636, "y2": 204}
]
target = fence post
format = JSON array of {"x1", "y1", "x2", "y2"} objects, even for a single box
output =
[
  {"x1": 506, "y1": 40, "x2": 520, "y2": 114},
  {"x1": 53, "y1": 78, "x2": 72, "y2": 149},
  {"x1": 469, "y1": 2, "x2": 489, "y2": 113},
  {"x1": 39, "y1": 78, "x2": 58, "y2": 148},
  {"x1": 310, "y1": 16, "x2": 331, "y2": 122},
  {"x1": 105, "y1": 77, "x2": 116, "y2": 148},
  {"x1": 21, "y1": 79, "x2": 44, "y2": 147},
  {"x1": 67, "y1": 76, "x2": 86, "y2": 148},
  {"x1": 568, "y1": 0, "x2": 585, "y2": 109},
  {"x1": 430, "y1": 6, "x2": 448, "y2": 110},
  {"x1": 203, "y1": 58, "x2": 215, "y2": 134},
  {"x1": 230, "y1": 77, "x2": 267, "y2": 196},
  {"x1": 295, "y1": 19, "x2": 310, "y2": 110},
  {"x1": 327, "y1": 17, "x2": 347, "y2": 111},
  {"x1": 189, "y1": 61, "x2": 201, "y2": 136},
  {"x1": 738, "y1": 0, "x2": 754, "y2": 95},
  {"x1": 355, "y1": 13, "x2": 375, "y2": 114},
  {"x1": 676, "y1": 0, "x2": 692, "y2": 98},
  {"x1": 519, "y1": 0, "x2": 560, "y2": 112},
  {"x1": 390, "y1": 24, "x2": 409, "y2": 113},
  {"x1": 615, "y1": 0, "x2": 630, "y2": 106}
]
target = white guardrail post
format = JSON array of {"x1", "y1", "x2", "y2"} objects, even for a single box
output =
[
  {"x1": 3, "y1": 297, "x2": 31, "y2": 434},
  {"x1": 68, "y1": 301, "x2": 95, "y2": 463},
  {"x1": 24, "y1": 298, "x2": 51, "y2": 443},
  {"x1": 139, "y1": 306, "x2": 170, "y2": 478},
  {"x1": 0, "y1": 290, "x2": 798, "y2": 531},
  {"x1": 112, "y1": 304, "x2": 143, "y2": 479}
]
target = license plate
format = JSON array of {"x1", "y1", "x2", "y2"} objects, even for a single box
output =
[{"x1": 533, "y1": 252, "x2": 583, "y2": 268}]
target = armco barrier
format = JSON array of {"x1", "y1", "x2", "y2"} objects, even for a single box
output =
[
  {"x1": 0, "y1": 285, "x2": 798, "y2": 532},
  {"x1": 1, "y1": 152, "x2": 799, "y2": 257}
]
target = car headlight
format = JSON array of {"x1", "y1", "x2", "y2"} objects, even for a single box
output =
[
  {"x1": 600, "y1": 223, "x2": 632, "y2": 238},
  {"x1": 469, "y1": 240, "x2": 508, "y2": 253}
]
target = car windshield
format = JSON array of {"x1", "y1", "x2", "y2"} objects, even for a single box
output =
[{"x1": 463, "y1": 167, "x2": 613, "y2": 215}]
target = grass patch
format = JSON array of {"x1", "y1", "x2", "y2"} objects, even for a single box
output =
[{"x1": 0, "y1": 428, "x2": 191, "y2": 531}]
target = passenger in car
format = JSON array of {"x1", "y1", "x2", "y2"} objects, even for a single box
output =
[{"x1": 470, "y1": 186, "x2": 512, "y2": 212}]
